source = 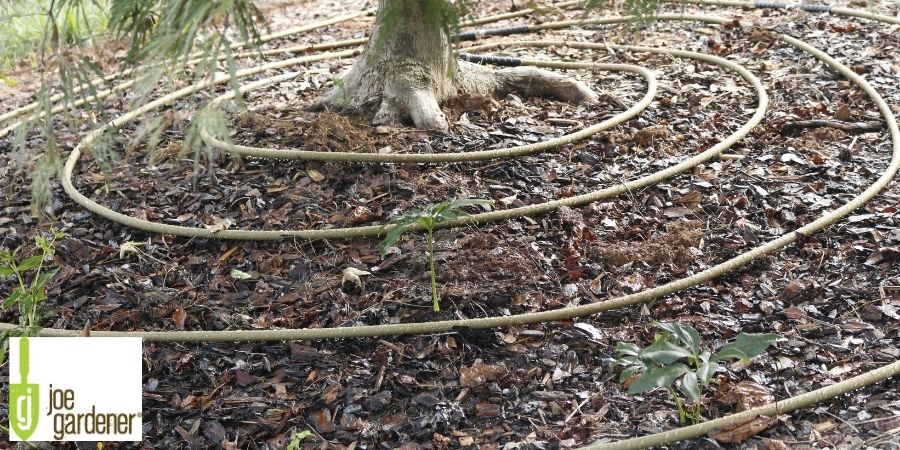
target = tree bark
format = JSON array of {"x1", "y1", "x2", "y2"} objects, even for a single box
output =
[{"x1": 311, "y1": 0, "x2": 598, "y2": 131}]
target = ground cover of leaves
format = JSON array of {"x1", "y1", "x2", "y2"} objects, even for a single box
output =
[{"x1": 1, "y1": 0, "x2": 899, "y2": 448}]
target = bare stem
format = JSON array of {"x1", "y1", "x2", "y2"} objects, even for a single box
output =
[
  {"x1": 668, "y1": 387, "x2": 687, "y2": 424},
  {"x1": 428, "y1": 228, "x2": 439, "y2": 311}
]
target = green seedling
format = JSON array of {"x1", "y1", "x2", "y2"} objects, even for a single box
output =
[
  {"x1": 379, "y1": 199, "x2": 493, "y2": 312},
  {"x1": 613, "y1": 322, "x2": 778, "y2": 424},
  {"x1": 0, "y1": 229, "x2": 64, "y2": 364},
  {"x1": 286, "y1": 429, "x2": 312, "y2": 450},
  {"x1": 332, "y1": 77, "x2": 350, "y2": 108}
]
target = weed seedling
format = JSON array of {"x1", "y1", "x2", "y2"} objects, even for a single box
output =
[
  {"x1": 380, "y1": 199, "x2": 492, "y2": 311},
  {"x1": 613, "y1": 322, "x2": 778, "y2": 424},
  {"x1": 333, "y1": 77, "x2": 350, "y2": 108},
  {"x1": 286, "y1": 429, "x2": 312, "y2": 450},
  {"x1": 0, "y1": 229, "x2": 64, "y2": 363}
]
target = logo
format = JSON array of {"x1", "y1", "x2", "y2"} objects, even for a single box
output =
[
  {"x1": 10, "y1": 337, "x2": 39, "y2": 440},
  {"x1": 8, "y1": 337, "x2": 142, "y2": 442}
]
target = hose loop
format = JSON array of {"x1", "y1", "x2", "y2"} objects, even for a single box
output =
[{"x1": 1, "y1": 3, "x2": 898, "y2": 449}]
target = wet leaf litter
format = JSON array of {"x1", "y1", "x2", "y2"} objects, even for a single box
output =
[{"x1": 1, "y1": 0, "x2": 900, "y2": 448}]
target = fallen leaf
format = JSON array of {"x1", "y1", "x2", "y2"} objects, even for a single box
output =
[
  {"x1": 663, "y1": 206, "x2": 693, "y2": 218},
  {"x1": 780, "y1": 153, "x2": 805, "y2": 164},
  {"x1": 342, "y1": 267, "x2": 371, "y2": 290},
  {"x1": 230, "y1": 269, "x2": 252, "y2": 280},
  {"x1": 173, "y1": 306, "x2": 187, "y2": 330},
  {"x1": 573, "y1": 322, "x2": 603, "y2": 340},
  {"x1": 309, "y1": 409, "x2": 334, "y2": 433},
  {"x1": 308, "y1": 169, "x2": 326, "y2": 182},
  {"x1": 634, "y1": 124, "x2": 669, "y2": 146},
  {"x1": 708, "y1": 379, "x2": 779, "y2": 442},
  {"x1": 830, "y1": 23, "x2": 857, "y2": 33},
  {"x1": 724, "y1": 381, "x2": 775, "y2": 409},
  {"x1": 205, "y1": 218, "x2": 233, "y2": 233},
  {"x1": 677, "y1": 190, "x2": 703, "y2": 208},
  {"x1": 781, "y1": 280, "x2": 807, "y2": 304},
  {"x1": 813, "y1": 420, "x2": 837, "y2": 432},
  {"x1": 460, "y1": 362, "x2": 508, "y2": 387},
  {"x1": 709, "y1": 415, "x2": 777, "y2": 444},
  {"x1": 835, "y1": 103, "x2": 852, "y2": 121},
  {"x1": 761, "y1": 437, "x2": 791, "y2": 450}
]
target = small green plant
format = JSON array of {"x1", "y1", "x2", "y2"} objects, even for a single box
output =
[
  {"x1": 0, "y1": 229, "x2": 65, "y2": 363},
  {"x1": 614, "y1": 322, "x2": 778, "y2": 424},
  {"x1": 379, "y1": 199, "x2": 492, "y2": 312},
  {"x1": 286, "y1": 429, "x2": 312, "y2": 450},
  {"x1": 332, "y1": 77, "x2": 350, "y2": 108}
]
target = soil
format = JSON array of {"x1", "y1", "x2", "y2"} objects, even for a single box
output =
[{"x1": 1, "y1": 0, "x2": 900, "y2": 449}]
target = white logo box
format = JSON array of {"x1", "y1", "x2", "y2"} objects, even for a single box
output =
[{"x1": 9, "y1": 337, "x2": 142, "y2": 442}]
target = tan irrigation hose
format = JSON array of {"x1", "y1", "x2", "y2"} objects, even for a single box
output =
[
  {"x1": 201, "y1": 57, "x2": 658, "y2": 163},
  {"x1": 1, "y1": 0, "x2": 896, "y2": 137},
  {"x1": 68, "y1": 37, "x2": 763, "y2": 241},
  {"x1": 47, "y1": 15, "x2": 752, "y2": 244},
  {"x1": 0, "y1": 6, "x2": 898, "y2": 450},
  {"x1": 6, "y1": 13, "x2": 893, "y2": 345},
  {"x1": 0, "y1": 71, "x2": 123, "y2": 125},
  {"x1": 674, "y1": 0, "x2": 900, "y2": 25},
  {"x1": 577, "y1": 30, "x2": 900, "y2": 448},
  {"x1": 584, "y1": 359, "x2": 900, "y2": 450}
]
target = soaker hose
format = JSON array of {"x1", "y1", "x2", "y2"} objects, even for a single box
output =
[
  {"x1": 674, "y1": 0, "x2": 900, "y2": 24},
  {"x1": 1, "y1": 4, "x2": 899, "y2": 450}
]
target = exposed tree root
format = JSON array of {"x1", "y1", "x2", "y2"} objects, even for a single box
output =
[{"x1": 310, "y1": 59, "x2": 599, "y2": 131}]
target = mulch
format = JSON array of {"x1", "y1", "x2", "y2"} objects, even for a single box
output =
[{"x1": 1, "y1": 0, "x2": 899, "y2": 449}]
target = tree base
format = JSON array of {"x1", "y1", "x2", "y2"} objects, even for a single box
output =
[{"x1": 310, "y1": 60, "x2": 599, "y2": 131}]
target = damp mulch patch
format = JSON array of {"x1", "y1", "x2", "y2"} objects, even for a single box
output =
[{"x1": 1, "y1": 1, "x2": 899, "y2": 448}]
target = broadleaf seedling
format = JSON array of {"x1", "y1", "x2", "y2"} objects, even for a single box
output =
[
  {"x1": 613, "y1": 322, "x2": 778, "y2": 424},
  {"x1": 286, "y1": 429, "x2": 312, "y2": 450},
  {"x1": 380, "y1": 199, "x2": 492, "y2": 311},
  {"x1": 0, "y1": 229, "x2": 65, "y2": 364}
]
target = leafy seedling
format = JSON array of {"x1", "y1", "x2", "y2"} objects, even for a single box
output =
[
  {"x1": 379, "y1": 198, "x2": 492, "y2": 311},
  {"x1": 286, "y1": 429, "x2": 312, "y2": 450},
  {"x1": 0, "y1": 229, "x2": 65, "y2": 364},
  {"x1": 613, "y1": 322, "x2": 778, "y2": 424}
]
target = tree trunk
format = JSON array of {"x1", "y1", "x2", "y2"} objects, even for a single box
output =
[{"x1": 311, "y1": 0, "x2": 599, "y2": 131}]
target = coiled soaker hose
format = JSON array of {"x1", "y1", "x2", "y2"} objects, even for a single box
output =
[{"x1": 1, "y1": 2, "x2": 899, "y2": 448}]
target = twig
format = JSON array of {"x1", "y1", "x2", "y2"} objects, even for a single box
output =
[{"x1": 564, "y1": 398, "x2": 590, "y2": 423}]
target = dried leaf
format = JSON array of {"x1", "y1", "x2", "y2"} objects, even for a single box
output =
[
  {"x1": 634, "y1": 124, "x2": 669, "y2": 146},
  {"x1": 230, "y1": 269, "x2": 252, "y2": 280},
  {"x1": 835, "y1": 104, "x2": 852, "y2": 121},
  {"x1": 762, "y1": 438, "x2": 791, "y2": 450},
  {"x1": 307, "y1": 169, "x2": 326, "y2": 182},
  {"x1": 677, "y1": 191, "x2": 703, "y2": 208},
  {"x1": 342, "y1": 267, "x2": 371, "y2": 290},
  {"x1": 460, "y1": 363, "x2": 508, "y2": 387},
  {"x1": 173, "y1": 306, "x2": 187, "y2": 330},
  {"x1": 205, "y1": 218, "x2": 233, "y2": 233},
  {"x1": 709, "y1": 415, "x2": 777, "y2": 444}
]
